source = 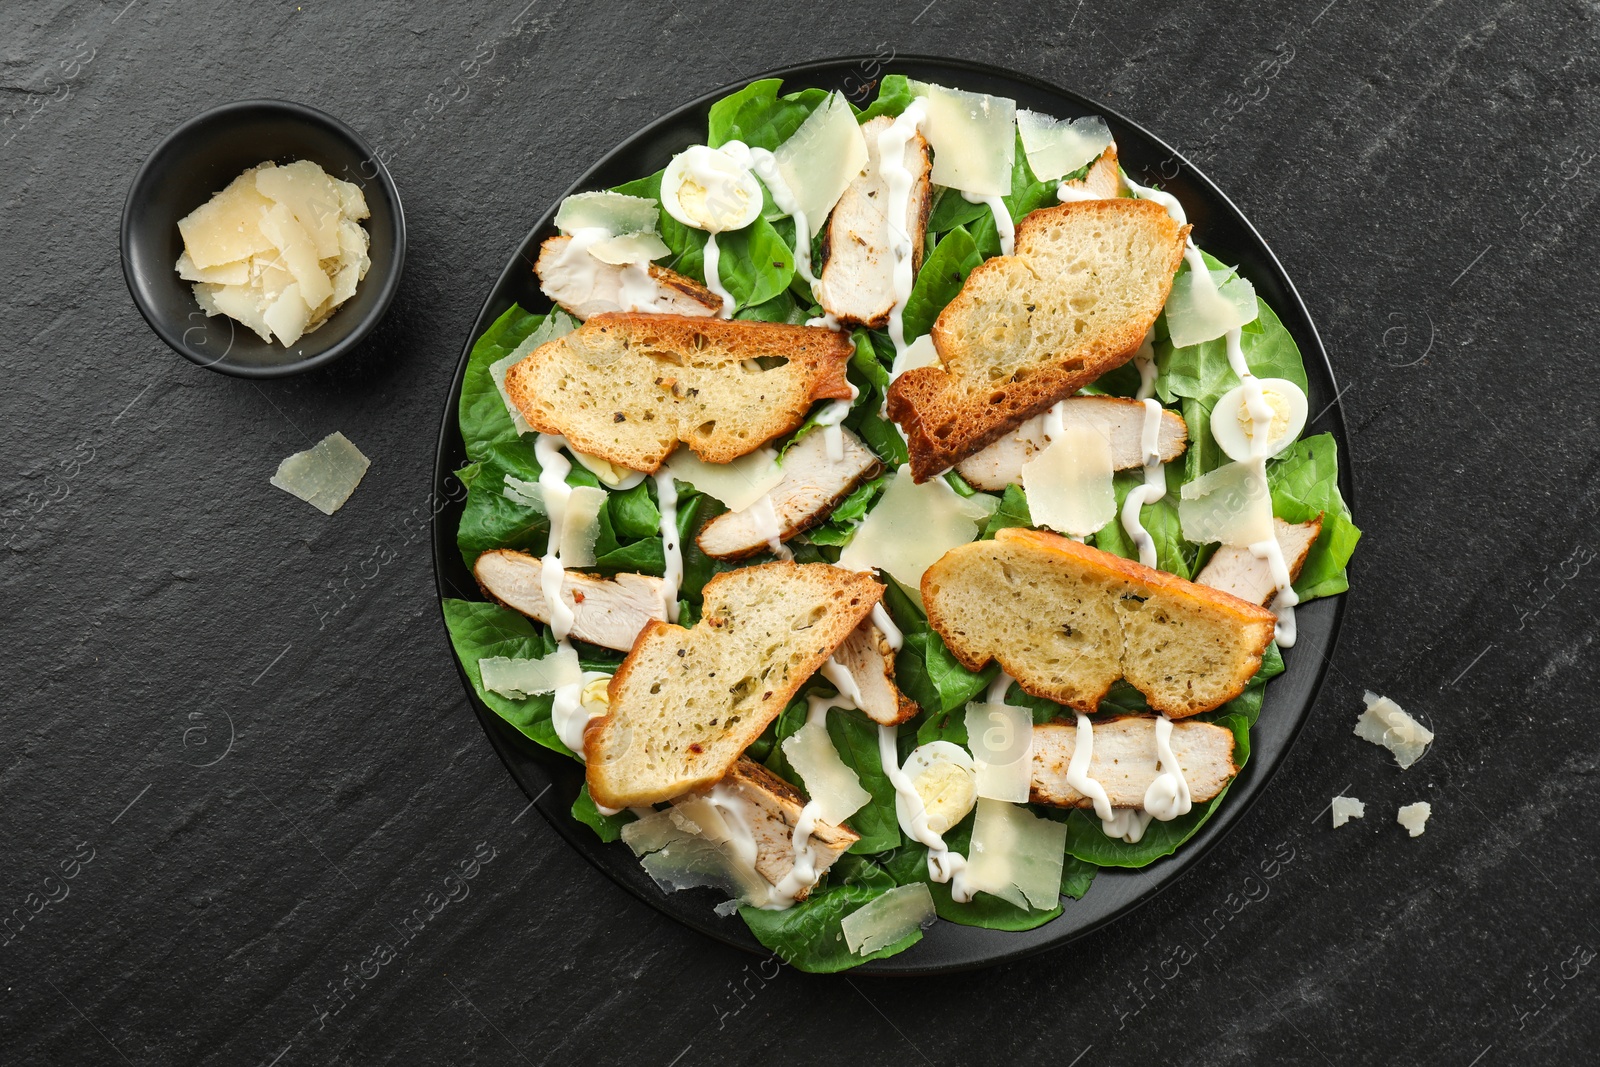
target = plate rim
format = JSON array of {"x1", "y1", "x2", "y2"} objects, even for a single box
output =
[{"x1": 429, "y1": 53, "x2": 1353, "y2": 976}]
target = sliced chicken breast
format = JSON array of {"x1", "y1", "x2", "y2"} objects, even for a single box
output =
[
  {"x1": 696, "y1": 427, "x2": 881, "y2": 560},
  {"x1": 1195, "y1": 516, "x2": 1323, "y2": 608},
  {"x1": 473, "y1": 548, "x2": 666, "y2": 651},
  {"x1": 954, "y1": 395, "x2": 1188, "y2": 491},
  {"x1": 813, "y1": 115, "x2": 933, "y2": 329},
  {"x1": 535, "y1": 235, "x2": 721, "y2": 321},
  {"x1": 1057, "y1": 144, "x2": 1126, "y2": 201},
  {"x1": 1030, "y1": 716, "x2": 1237, "y2": 809},
  {"x1": 687, "y1": 758, "x2": 857, "y2": 899},
  {"x1": 833, "y1": 620, "x2": 919, "y2": 725}
]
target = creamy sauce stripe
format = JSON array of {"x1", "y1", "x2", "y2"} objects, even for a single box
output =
[{"x1": 1122, "y1": 172, "x2": 1298, "y2": 646}]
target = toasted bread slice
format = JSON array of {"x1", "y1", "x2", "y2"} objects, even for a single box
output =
[
  {"x1": 696, "y1": 427, "x2": 881, "y2": 560},
  {"x1": 1029, "y1": 716, "x2": 1237, "y2": 808},
  {"x1": 585, "y1": 563, "x2": 883, "y2": 808},
  {"x1": 888, "y1": 199, "x2": 1188, "y2": 481},
  {"x1": 505, "y1": 313, "x2": 854, "y2": 472},
  {"x1": 833, "y1": 620, "x2": 919, "y2": 726},
  {"x1": 922, "y1": 528, "x2": 1276, "y2": 717},
  {"x1": 535, "y1": 235, "x2": 721, "y2": 320},
  {"x1": 814, "y1": 115, "x2": 933, "y2": 329},
  {"x1": 954, "y1": 396, "x2": 1188, "y2": 491},
  {"x1": 473, "y1": 549, "x2": 665, "y2": 652},
  {"x1": 687, "y1": 758, "x2": 858, "y2": 897},
  {"x1": 1195, "y1": 516, "x2": 1323, "y2": 608}
]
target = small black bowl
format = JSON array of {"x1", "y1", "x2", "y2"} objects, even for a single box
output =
[{"x1": 121, "y1": 99, "x2": 405, "y2": 378}]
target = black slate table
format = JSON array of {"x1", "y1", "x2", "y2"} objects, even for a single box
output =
[{"x1": 4, "y1": 2, "x2": 1597, "y2": 1064}]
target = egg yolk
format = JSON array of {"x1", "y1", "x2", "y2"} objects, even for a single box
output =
[
  {"x1": 913, "y1": 762, "x2": 977, "y2": 834},
  {"x1": 580, "y1": 676, "x2": 610, "y2": 713},
  {"x1": 1236, "y1": 388, "x2": 1293, "y2": 444},
  {"x1": 676, "y1": 175, "x2": 754, "y2": 229}
]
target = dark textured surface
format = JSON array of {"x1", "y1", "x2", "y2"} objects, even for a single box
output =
[{"x1": 2, "y1": 1, "x2": 1596, "y2": 1064}]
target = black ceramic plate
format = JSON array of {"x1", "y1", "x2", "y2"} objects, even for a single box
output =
[{"x1": 431, "y1": 56, "x2": 1353, "y2": 975}]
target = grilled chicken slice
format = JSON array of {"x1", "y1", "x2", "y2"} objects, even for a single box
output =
[
  {"x1": 1057, "y1": 144, "x2": 1126, "y2": 201},
  {"x1": 685, "y1": 758, "x2": 858, "y2": 899},
  {"x1": 695, "y1": 428, "x2": 881, "y2": 560},
  {"x1": 535, "y1": 235, "x2": 721, "y2": 321},
  {"x1": 1030, "y1": 716, "x2": 1237, "y2": 809},
  {"x1": 1194, "y1": 516, "x2": 1322, "y2": 608},
  {"x1": 473, "y1": 549, "x2": 666, "y2": 651},
  {"x1": 813, "y1": 115, "x2": 933, "y2": 329},
  {"x1": 954, "y1": 396, "x2": 1188, "y2": 491},
  {"x1": 833, "y1": 620, "x2": 919, "y2": 725}
]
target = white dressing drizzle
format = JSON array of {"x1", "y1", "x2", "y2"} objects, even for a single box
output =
[
  {"x1": 747, "y1": 149, "x2": 818, "y2": 286},
  {"x1": 880, "y1": 723, "x2": 973, "y2": 897},
  {"x1": 1126, "y1": 177, "x2": 1298, "y2": 644},
  {"x1": 1055, "y1": 183, "x2": 1101, "y2": 203},
  {"x1": 878, "y1": 99, "x2": 930, "y2": 360},
  {"x1": 707, "y1": 782, "x2": 762, "y2": 871},
  {"x1": 1065, "y1": 712, "x2": 1153, "y2": 843},
  {"x1": 871, "y1": 603, "x2": 904, "y2": 652},
  {"x1": 1118, "y1": 328, "x2": 1168, "y2": 569},
  {"x1": 702, "y1": 233, "x2": 732, "y2": 317},
  {"x1": 1143, "y1": 716, "x2": 1192, "y2": 821},
  {"x1": 961, "y1": 190, "x2": 1014, "y2": 255},
  {"x1": 748, "y1": 494, "x2": 793, "y2": 560},
  {"x1": 552, "y1": 228, "x2": 607, "y2": 310},
  {"x1": 987, "y1": 669, "x2": 1017, "y2": 705},
  {"x1": 813, "y1": 380, "x2": 860, "y2": 462},
  {"x1": 654, "y1": 469, "x2": 682, "y2": 623},
  {"x1": 764, "y1": 659, "x2": 863, "y2": 907},
  {"x1": 553, "y1": 670, "x2": 611, "y2": 760},
  {"x1": 533, "y1": 433, "x2": 595, "y2": 764},
  {"x1": 617, "y1": 262, "x2": 660, "y2": 312}
]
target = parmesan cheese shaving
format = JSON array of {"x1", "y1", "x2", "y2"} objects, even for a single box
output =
[
  {"x1": 780, "y1": 721, "x2": 872, "y2": 825},
  {"x1": 254, "y1": 160, "x2": 343, "y2": 259},
  {"x1": 621, "y1": 807, "x2": 775, "y2": 909},
  {"x1": 559, "y1": 486, "x2": 606, "y2": 568},
  {"x1": 912, "y1": 82, "x2": 1017, "y2": 197},
  {"x1": 175, "y1": 159, "x2": 372, "y2": 347},
  {"x1": 841, "y1": 883, "x2": 937, "y2": 955},
  {"x1": 663, "y1": 447, "x2": 784, "y2": 512},
  {"x1": 269, "y1": 431, "x2": 371, "y2": 516},
  {"x1": 258, "y1": 202, "x2": 334, "y2": 308},
  {"x1": 1354, "y1": 692, "x2": 1434, "y2": 769},
  {"x1": 177, "y1": 164, "x2": 277, "y2": 268},
  {"x1": 1178, "y1": 459, "x2": 1276, "y2": 547},
  {"x1": 479, "y1": 645, "x2": 582, "y2": 698},
  {"x1": 890, "y1": 334, "x2": 941, "y2": 380},
  {"x1": 1397, "y1": 801, "x2": 1431, "y2": 837},
  {"x1": 1331, "y1": 795, "x2": 1365, "y2": 828},
  {"x1": 502, "y1": 474, "x2": 543, "y2": 510},
  {"x1": 588, "y1": 231, "x2": 671, "y2": 266},
  {"x1": 554, "y1": 191, "x2": 660, "y2": 237},
  {"x1": 963, "y1": 798, "x2": 1066, "y2": 911},
  {"x1": 1165, "y1": 267, "x2": 1258, "y2": 348},
  {"x1": 963, "y1": 703, "x2": 1034, "y2": 802},
  {"x1": 771, "y1": 90, "x2": 870, "y2": 225},
  {"x1": 837, "y1": 470, "x2": 997, "y2": 590},
  {"x1": 1021, "y1": 424, "x2": 1117, "y2": 538},
  {"x1": 1015, "y1": 110, "x2": 1114, "y2": 182},
  {"x1": 175, "y1": 251, "x2": 250, "y2": 285}
]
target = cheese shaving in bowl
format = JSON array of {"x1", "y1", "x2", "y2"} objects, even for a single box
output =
[{"x1": 176, "y1": 160, "x2": 372, "y2": 348}]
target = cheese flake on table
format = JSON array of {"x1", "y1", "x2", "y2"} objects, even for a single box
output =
[{"x1": 269, "y1": 431, "x2": 371, "y2": 516}]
